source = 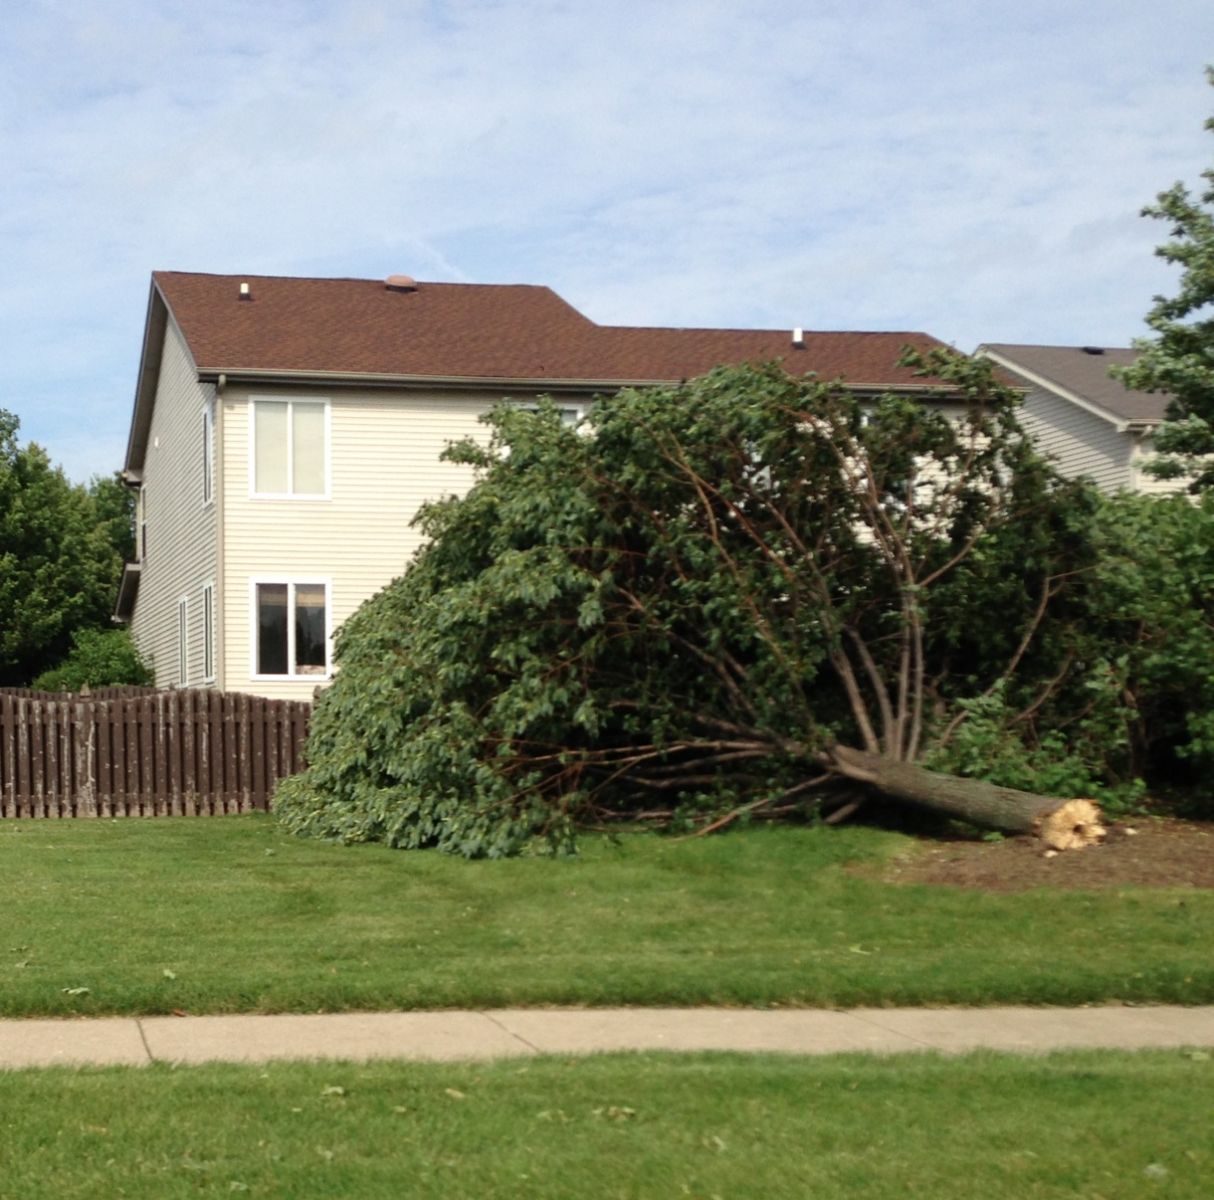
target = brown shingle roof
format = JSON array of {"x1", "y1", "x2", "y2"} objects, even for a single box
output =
[
  {"x1": 153, "y1": 271, "x2": 950, "y2": 390},
  {"x1": 981, "y1": 343, "x2": 1170, "y2": 424}
]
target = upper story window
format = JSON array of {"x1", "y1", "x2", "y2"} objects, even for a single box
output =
[
  {"x1": 138, "y1": 487, "x2": 147, "y2": 561},
  {"x1": 202, "y1": 401, "x2": 214, "y2": 505},
  {"x1": 518, "y1": 401, "x2": 585, "y2": 427},
  {"x1": 250, "y1": 398, "x2": 329, "y2": 498}
]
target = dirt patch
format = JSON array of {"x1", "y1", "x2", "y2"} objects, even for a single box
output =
[{"x1": 866, "y1": 817, "x2": 1214, "y2": 892}]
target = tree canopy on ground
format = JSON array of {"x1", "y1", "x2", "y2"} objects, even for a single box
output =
[
  {"x1": 1116, "y1": 67, "x2": 1214, "y2": 490},
  {"x1": 276, "y1": 354, "x2": 1159, "y2": 856},
  {"x1": 0, "y1": 409, "x2": 130, "y2": 686}
]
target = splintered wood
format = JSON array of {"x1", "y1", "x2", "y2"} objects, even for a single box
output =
[{"x1": 1036, "y1": 799, "x2": 1106, "y2": 851}]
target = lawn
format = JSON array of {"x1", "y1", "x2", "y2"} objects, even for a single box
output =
[
  {"x1": 1, "y1": 1050, "x2": 1210, "y2": 1198},
  {"x1": 3, "y1": 816, "x2": 1211, "y2": 1016}
]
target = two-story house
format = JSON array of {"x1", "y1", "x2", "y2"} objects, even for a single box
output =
[
  {"x1": 976, "y1": 343, "x2": 1183, "y2": 495},
  {"x1": 116, "y1": 271, "x2": 954, "y2": 698}
]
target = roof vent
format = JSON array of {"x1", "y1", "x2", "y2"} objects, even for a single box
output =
[
  {"x1": 1080, "y1": 346, "x2": 1104, "y2": 355},
  {"x1": 238, "y1": 281, "x2": 252, "y2": 301},
  {"x1": 791, "y1": 327, "x2": 805, "y2": 347},
  {"x1": 385, "y1": 275, "x2": 418, "y2": 293}
]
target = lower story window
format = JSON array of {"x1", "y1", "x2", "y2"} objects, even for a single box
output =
[
  {"x1": 202, "y1": 583, "x2": 215, "y2": 682},
  {"x1": 254, "y1": 581, "x2": 329, "y2": 677},
  {"x1": 177, "y1": 596, "x2": 188, "y2": 685}
]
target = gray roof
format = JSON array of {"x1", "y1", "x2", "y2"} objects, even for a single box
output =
[{"x1": 980, "y1": 343, "x2": 1172, "y2": 424}]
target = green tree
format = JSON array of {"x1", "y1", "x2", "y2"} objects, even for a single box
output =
[
  {"x1": 277, "y1": 358, "x2": 1118, "y2": 856},
  {"x1": 1116, "y1": 67, "x2": 1214, "y2": 489},
  {"x1": 1089, "y1": 492, "x2": 1214, "y2": 807},
  {"x1": 87, "y1": 471, "x2": 136, "y2": 564},
  {"x1": 0, "y1": 409, "x2": 125, "y2": 685}
]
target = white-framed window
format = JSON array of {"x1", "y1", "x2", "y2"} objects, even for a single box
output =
[
  {"x1": 518, "y1": 400, "x2": 585, "y2": 427},
  {"x1": 177, "y1": 596, "x2": 188, "y2": 686},
  {"x1": 202, "y1": 401, "x2": 215, "y2": 505},
  {"x1": 202, "y1": 582, "x2": 215, "y2": 683},
  {"x1": 250, "y1": 578, "x2": 331, "y2": 680},
  {"x1": 249, "y1": 397, "x2": 330, "y2": 499}
]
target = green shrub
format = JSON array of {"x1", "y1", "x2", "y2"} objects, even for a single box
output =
[{"x1": 33, "y1": 627, "x2": 153, "y2": 691}]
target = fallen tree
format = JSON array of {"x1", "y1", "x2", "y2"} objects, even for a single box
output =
[
  {"x1": 827, "y1": 745, "x2": 1105, "y2": 849},
  {"x1": 278, "y1": 355, "x2": 1122, "y2": 856}
]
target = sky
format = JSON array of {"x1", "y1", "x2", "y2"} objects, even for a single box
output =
[{"x1": 2, "y1": 1, "x2": 1213, "y2": 483}]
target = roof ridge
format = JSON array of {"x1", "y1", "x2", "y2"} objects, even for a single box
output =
[
  {"x1": 602, "y1": 323, "x2": 937, "y2": 338},
  {"x1": 983, "y1": 341, "x2": 1134, "y2": 354},
  {"x1": 152, "y1": 269, "x2": 559, "y2": 291}
]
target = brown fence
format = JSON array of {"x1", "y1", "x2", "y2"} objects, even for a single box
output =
[
  {"x1": 0, "y1": 686, "x2": 162, "y2": 701},
  {"x1": 0, "y1": 689, "x2": 311, "y2": 818}
]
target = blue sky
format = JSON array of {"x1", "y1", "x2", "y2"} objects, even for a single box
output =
[{"x1": 2, "y1": 0, "x2": 1213, "y2": 482}]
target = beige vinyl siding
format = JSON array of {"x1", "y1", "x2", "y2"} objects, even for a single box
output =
[
  {"x1": 128, "y1": 320, "x2": 219, "y2": 688},
  {"x1": 220, "y1": 387, "x2": 491, "y2": 699},
  {"x1": 1017, "y1": 387, "x2": 1133, "y2": 492}
]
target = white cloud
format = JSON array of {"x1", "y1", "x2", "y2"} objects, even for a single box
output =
[{"x1": 1, "y1": 0, "x2": 1212, "y2": 479}]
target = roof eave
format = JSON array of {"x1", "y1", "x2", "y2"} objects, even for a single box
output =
[
  {"x1": 123, "y1": 280, "x2": 172, "y2": 475},
  {"x1": 196, "y1": 366, "x2": 962, "y2": 398},
  {"x1": 113, "y1": 562, "x2": 141, "y2": 622},
  {"x1": 200, "y1": 367, "x2": 660, "y2": 394}
]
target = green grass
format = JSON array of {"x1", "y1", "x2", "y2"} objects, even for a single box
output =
[
  {"x1": 0, "y1": 1050, "x2": 1210, "y2": 1198},
  {"x1": 2, "y1": 815, "x2": 1212, "y2": 1016}
]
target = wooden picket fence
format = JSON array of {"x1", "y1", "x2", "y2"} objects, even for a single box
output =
[{"x1": 0, "y1": 688, "x2": 311, "y2": 818}]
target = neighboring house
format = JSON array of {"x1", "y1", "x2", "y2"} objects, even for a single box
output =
[
  {"x1": 116, "y1": 270, "x2": 955, "y2": 698},
  {"x1": 976, "y1": 343, "x2": 1182, "y2": 495}
]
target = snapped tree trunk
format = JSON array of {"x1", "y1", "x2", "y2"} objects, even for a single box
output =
[{"x1": 827, "y1": 744, "x2": 1105, "y2": 850}]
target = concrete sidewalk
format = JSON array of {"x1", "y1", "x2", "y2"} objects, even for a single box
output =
[{"x1": 1, "y1": 1006, "x2": 1211, "y2": 1068}]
